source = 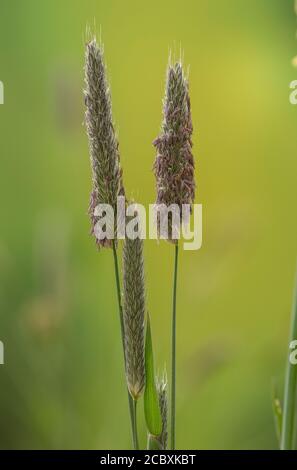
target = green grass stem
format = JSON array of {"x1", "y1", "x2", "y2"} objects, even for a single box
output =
[
  {"x1": 281, "y1": 270, "x2": 297, "y2": 450},
  {"x1": 171, "y1": 242, "x2": 179, "y2": 450}
]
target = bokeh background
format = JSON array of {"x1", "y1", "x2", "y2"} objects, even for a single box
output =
[{"x1": 0, "y1": 0, "x2": 296, "y2": 450}]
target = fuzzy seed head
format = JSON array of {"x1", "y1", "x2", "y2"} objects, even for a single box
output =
[
  {"x1": 153, "y1": 61, "x2": 195, "y2": 242},
  {"x1": 84, "y1": 39, "x2": 125, "y2": 248},
  {"x1": 123, "y1": 236, "x2": 146, "y2": 400},
  {"x1": 148, "y1": 374, "x2": 168, "y2": 449},
  {"x1": 157, "y1": 375, "x2": 168, "y2": 449}
]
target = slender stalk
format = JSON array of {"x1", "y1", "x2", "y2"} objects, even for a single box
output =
[
  {"x1": 171, "y1": 242, "x2": 179, "y2": 450},
  {"x1": 111, "y1": 240, "x2": 136, "y2": 449},
  {"x1": 133, "y1": 399, "x2": 139, "y2": 450},
  {"x1": 281, "y1": 271, "x2": 297, "y2": 450}
]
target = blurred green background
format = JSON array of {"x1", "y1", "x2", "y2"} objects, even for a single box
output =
[{"x1": 0, "y1": 0, "x2": 296, "y2": 450}]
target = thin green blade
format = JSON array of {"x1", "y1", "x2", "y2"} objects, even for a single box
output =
[
  {"x1": 144, "y1": 314, "x2": 162, "y2": 436},
  {"x1": 280, "y1": 268, "x2": 297, "y2": 449}
]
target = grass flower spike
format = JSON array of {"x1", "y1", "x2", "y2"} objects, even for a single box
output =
[
  {"x1": 123, "y1": 236, "x2": 146, "y2": 400},
  {"x1": 84, "y1": 38, "x2": 124, "y2": 247},
  {"x1": 153, "y1": 60, "x2": 195, "y2": 242},
  {"x1": 154, "y1": 58, "x2": 196, "y2": 450},
  {"x1": 157, "y1": 376, "x2": 168, "y2": 449},
  {"x1": 123, "y1": 234, "x2": 146, "y2": 449},
  {"x1": 148, "y1": 374, "x2": 168, "y2": 450},
  {"x1": 84, "y1": 37, "x2": 136, "y2": 448}
]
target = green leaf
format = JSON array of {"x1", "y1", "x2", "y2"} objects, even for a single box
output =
[{"x1": 144, "y1": 314, "x2": 162, "y2": 436}]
